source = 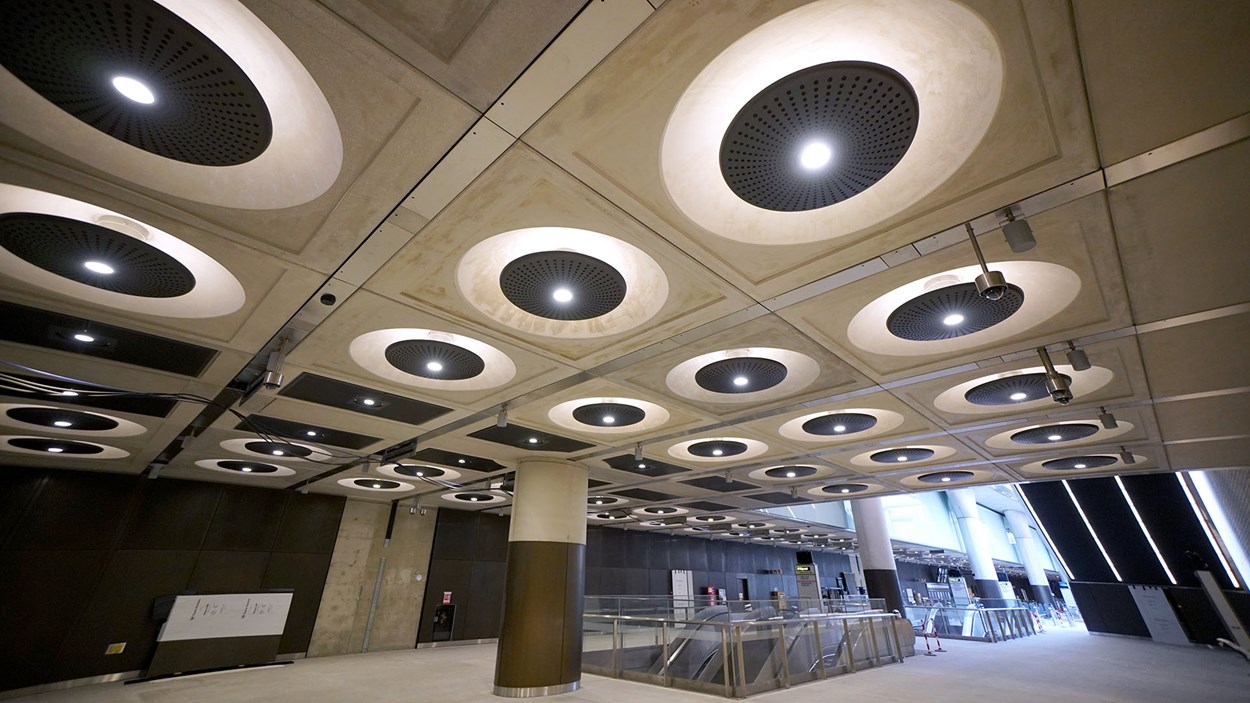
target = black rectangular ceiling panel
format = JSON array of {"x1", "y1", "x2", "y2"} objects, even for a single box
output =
[
  {"x1": 747, "y1": 492, "x2": 811, "y2": 505},
  {"x1": 466, "y1": 423, "x2": 594, "y2": 453},
  {"x1": 0, "y1": 372, "x2": 177, "y2": 417},
  {"x1": 1067, "y1": 477, "x2": 1167, "y2": 585},
  {"x1": 0, "y1": 300, "x2": 217, "y2": 376},
  {"x1": 682, "y1": 501, "x2": 734, "y2": 512},
  {"x1": 278, "y1": 373, "x2": 452, "y2": 426},
  {"x1": 681, "y1": 476, "x2": 758, "y2": 493},
  {"x1": 613, "y1": 488, "x2": 677, "y2": 502},
  {"x1": 1122, "y1": 473, "x2": 1231, "y2": 589},
  {"x1": 588, "y1": 478, "x2": 610, "y2": 488},
  {"x1": 409, "y1": 447, "x2": 506, "y2": 473},
  {"x1": 1020, "y1": 481, "x2": 1116, "y2": 583},
  {"x1": 236, "y1": 414, "x2": 381, "y2": 451},
  {"x1": 602, "y1": 454, "x2": 689, "y2": 477}
]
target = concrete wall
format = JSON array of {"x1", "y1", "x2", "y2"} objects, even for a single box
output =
[{"x1": 307, "y1": 500, "x2": 437, "y2": 656}]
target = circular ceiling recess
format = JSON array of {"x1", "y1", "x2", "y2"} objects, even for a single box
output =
[
  {"x1": 918, "y1": 470, "x2": 974, "y2": 484},
  {"x1": 498, "y1": 251, "x2": 627, "y2": 321},
  {"x1": 965, "y1": 373, "x2": 1071, "y2": 406},
  {"x1": 354, "y1": 479, "x2": 401, "y2": 490},
  {"x1": 719, "y1": 61, "x2": 918, "y2": 212},
  {"x1": 572, "y1": 403, "x2": 645, "y2": 428},
  {"x1": 688, "y1": 440, "x2": 748, "y2": 458},
  {"x1": 1042, "y1": 456, "x2": 1118, "y2": 471},
  {"x1": 384, "y1": 340, "x2": 485, "y2": 381},
  {"x1": 244, "y1": 441, "x2": 312, "y2": 458},
  {"x1": 821, "y1": 483, "x2": 869, "y2": 495},
  {"x1": 8, "y1": 437, "x2": 103, "y2": 454},
  {"x1": 765, "y1": 465, "x2": 818, "y2": 479},
  {"x1": 871, "y1": 447, "x2": 935, "y2": 463},
  {"x1": 392, "y1": 465, "x2": 445, "y2": 479},
  {"x1": 802, "y1": 412, "x2": 877, "y2": 436},
  {"x1": 695, "y1": 357, "x2": 788, "y2": 394},
  {"x1": 454, "y1": 492, "x2": 495, "y2": 502},
  {"x1": 217, "y1": 460, "x2": 279, "y2": 474},
  {"x1": 1012, "y1": 423, "x2": 1101, "y2": 445},
  {"x1": 0, "y1": 213, "x2": 196, "y2": 298},
  {"x1": 886, "y1": 283, "x2": 1025, "y2": 341},
  {"x1": 5, "y1": 407, "x2": 118, "y2": 431},
  {"x1": 0, "y1": 0, "x2": 273, "y2": 166},
  {"x1": 587, "y1": 496, "x2": 620, "y2": 506}
]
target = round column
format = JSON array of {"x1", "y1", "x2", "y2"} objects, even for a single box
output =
[
  {"x1": 850, "y1": 496, "x2": 905, "y2": 613},
  {"x1": 1005, "y1": 509, "x2": 1055, "y2": 605},
  {"x1": 947, "y1": 488, "x2": 1002, "y2": 600},
  {"x1": 494, "y1": 459, "x2": 587, "y2": 697}
]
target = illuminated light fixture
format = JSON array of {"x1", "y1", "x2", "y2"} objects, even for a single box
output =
[
  {"x1": 942, "y1": 313, "x2": 965, "y2": 326},
  {"x1": 1066, "y1": 341, "x2": 1091, "y2": 372},
  {"x1": 732, "y1": 376, "x2": 749, "y2": 387},
  {"x1": 637, "y1": 463, "x2": 646, "y2": 470},
  {"x1": 305, "y1": 430, "x2": 317, "y2": 437},
  {"x1": 272, "y1": 450, "x2": 284, "y2": 456},
  {"x1": 1010, "y1": 392, "x2": 1028, "y2": 401},
  {"x1": 361, "y1": 398, "x2": 377, "y2": 406},
  {"x1": 1001, "y1": 207, "x2": 1036, "y2": 253},
  {"x1": 1115, "y1": 476, "x2": 1176, "y2": 585},
  {"x1": 798, "y1": 141, "x2": 832, "y2": 170},
  {"x1": 1048, "y1": 435, "x2": 1063, "y2": 442},
  {"x1": 414, "y1": 470, "x2": 424, "y2": 477},
  {"x1": 1063, "y1": 479, "x2": 1121, "y2": 581},
  {"x1": 940, "y1": 476, "x2": 951, "y2": 482},
  {"x1": 111, "y1": 76, "x2": 156, "y2": 104},
  {"x1": 1178, "y1": 473, "x2": 1241, "y2": 588},
  {"x1": 833, "y1": 425, "x2": 846, "y2": 433},
  {"x1": 526, "y1": 437, "x2": 539, "y2": 444},
  {"x1": 73, "y1": 333, "x2": 96, "y2": 343},
  {"x1": 840, "y1": 488, "x2": 850, "y2": 494},
  {"x1": 785, "y1": 471, "x2": 797, "y2": 478},
  {"x1": 47, "y1": 446, "x2": 64, "y2": 453},
  {"x1": 965, "y1": 223, "x2": 1010, "y2": 301},
  {"x1": 712, "y1": 449, "x2": 724, "y2": 456},
  {"x1": 53, "y1": 421, "x2": 73, "y2": 428},
  {"x1": 241, "y1": 466, "x2": 253, "y2": 472},
  {"x1": 1073, "y1": 463, "x2": 1087, "y2": 469},
  {"x1": 602, "y1": 415, "x2": 615, "y2": 424},
  {"x1": 372, "y1": 482, "x2": 383, "y2": 489},
  {"x1": 896, "y1": 455, "x2": 908, "y2": 462},
  {"x1": 83, "y1": 260, "x2": 116, "y2": 275},
  {"x1": 1099, "y1": 408, "x2": 1119, "y2": 430},
  {"x1": 552, "y1": 288, "x2": 574, "y2": 303},
  {"x1": 457, "y1": 458, "x2": 466, "y2": 464},
  {"x1": 1038, "y1": 346, "x2": 1073, "y2": 405},
  {"x1": 60, "y1": 391, "x2": 79, "y2": 397},
  {"x1": 426, "y1": 361, "x2": 444, "y2": 372}
]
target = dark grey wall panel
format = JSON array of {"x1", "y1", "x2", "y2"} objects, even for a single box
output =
[
  {"x1": 1123, "y1": 473, "x2": 1229, "y2": 588},
  {"x1": 121, "y1": 479, "x2": 220, "y2": 550},
  {"x1": 3, "y1": 471, "x2": 133, "y2": 551},
  {"x1": 272, "y1": 494, "x2": 346, "y2": 554},
  {"x1": 1069, "y1": 582, "x2": 1149, "y2": 637},
  {"x1": 201, "y1": 485, "x2": 288, "y2": 552},
  {"x1": 1068, "y1": 478, "x2": 1166, "y2": 585},
  {"x1": 262, "y1": 551, "x2": 334, "y2": 654},
  {"x1": 187, "y1": 551, "x2": 271, "y2": 592}
]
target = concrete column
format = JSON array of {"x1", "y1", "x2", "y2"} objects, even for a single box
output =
[
  {"x1": 494, "y1": 459, "x2": 587, "y2": 697},
  {"x1": 1005, "y1": 509, "x2": 1055, "y2": 605},
  {"x1": 947, "y1": 488, "x2": 1002, "y2": 600},
  {"x1": 850, "y1": 496, "x2": 905, "y2": 613}
]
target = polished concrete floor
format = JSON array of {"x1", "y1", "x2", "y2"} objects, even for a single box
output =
[{"x1": 10, "y1": 625, "x2": 1247, "y2": 702}]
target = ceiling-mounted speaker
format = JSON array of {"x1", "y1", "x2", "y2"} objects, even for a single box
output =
[{"x1": 1002, "y1": 210, "x2": 1036, "y2": 253}]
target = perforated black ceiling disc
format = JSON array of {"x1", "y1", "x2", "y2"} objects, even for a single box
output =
[
  {"x1": 454, "y1": 492, "x2": 494, "y2": 502},
  {"x1": 802, "y1": 412, "x2": 877, "y2": 436},
  {"x1": 0, "y1": 213, "x2": 196, "y2": 297},
  {"x1": 1012, "y1": 423, "x2": 1100, "y2": 445},
  {"x1": 765, "y1": 465, "x2": 817, "y2": 478},
  {"x1": 0, "y1": 0, "x2": 272, "y2": 166},
  {"x1": 645, "y1": 507, "x2": 678, "y2": 515},
  {"x1": 965, "y1": 373, "x2": 1071, "y2": 406},
  {"x1": 392, "y1": 465, "x2": 445, "y2": 479},
  {"x1": 8, "y1": 437, "x2": 102, "y2": 454},
  {"x1": 918, "y1": 470, "x2": 974, "y2": 484},
  {"x1": 720, "y1": 61, "x2": 918, "y2": 212},
  {"x1": 821, "y1": 483, "x2": 869, "y2": 495},
  {"x1": 695, "y1": 357, "x2": 788, "y2": 394},
  {"x1": 499, "y1": 251, "x2": 627, "y2": 321},
  {"x1": 354, "y1": 478, "x2": 400, "y2": 490},
  {"x1": 688, "y1": 440, "x2": 747, "y2": 458},
  {"x1": 587, "y1": 496, "x2": 619, "y2": 506},
  {"x1": 384, "y1": 340, "x2": 485, "y2": 380},
  {"x1": 887, "y1": 283, "x2": 1025, "y2": 341},
  {"x1": 244, "y1": 441, "x2": 311, "y2": 458},
  {"x1": 217, "y1": 460, "x2": 278, "y2": 474},
  {"x1": 6, "y1": 407, "x2": 118, "y2": 431},
  {"x1": 572, "y1": 402, "x2": 645, "y2": 427},
  {"x1": 1041, "y1": 456, "x2": 1117, "y2": 471},
  {"x1": 870, "y1": 447, "x2": 934, "y2": 463}
]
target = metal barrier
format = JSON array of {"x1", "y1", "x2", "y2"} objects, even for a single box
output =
[
  {"x1": 904, "y1": 605, "x2": 1038, "y2": 643},
  {"x1": 583, "y1": 609, "x2": 904, "y2": 698},
  {"x1": 586, "y1": 595, "x2": 885, "y2": 618}
]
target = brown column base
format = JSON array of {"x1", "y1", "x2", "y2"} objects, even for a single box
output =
[
  {"x1": 494, "y1": 541, "x2": 585, "y2": 696},
  {"x1": 862, "y1": 568, "x2": 905, "y2": 614}
]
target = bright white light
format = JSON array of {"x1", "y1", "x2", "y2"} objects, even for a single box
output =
[
  {"x1": 1063, "y1": 479, "x2": 1122, "y2": 581},
  {"x1": 361, "y1": 398, "x2": 377, "y2": 406},
  {"x1": 1179, "y1": 473, "x2": 1241, "y2": 588},
  {"x1": 73, "y1": 333, "x2": 95, "y2": 343},
  {"x1": 306, "y1": 430, "x2": 317, "y2": 437},
  {"x1": 111, "y1": 76, "x2": 155, "y2": 104},
  {"x1": 732, "y1": 376, "x2": 749, "y2": 387},
  {"x1": 1010, "y1": 392, "x2": 1028, "y2": 401},
  {"x1": 785, "y1": 471, "x2": 796, "y2": 478},
  {"x1": 637, "y1": 463, "x2": 646, "y2": 469},
  {"x1": 426, "y1": 361, "x2": 444, "y2": 372},
  {"x1": 60, "y1": 391, "x2": 79, "y2": 397},
  {"x1": 833, "y1": 425, "x2": 846, "y2": 433},
  {"x1": 942, "y1": 313, "x2": 965, "y2": 326},
  {"x1": 272, "y1": 450, "x2": 284, "y2": 456},
  {"x1": 47, "y1": 447, "x2": 64, "y2": 453},
  {"x1": 527, "y1": 437, "x2": 539, "y2": 444},
  {"x1": 84, "y1": 261, "x2": 115, "y2": 275},
  {"x1": 414, "y1": 471, "x2": 424, "y2": 477},
  {"x1": 602, "y1": 415, "x2": 615, "y2": 424},
  {"x1": 1017, "y1": 484, "x2": 1075, "y2": 579},
  {"x1": 840, "y1": 488, "x2": 850, "y2": 494},
  {"x1": 896, "y1": 455, "x2": 908, "y2": 462},
  {"x1": 1048, "y1": 434, "x2": 1063, "y2": 441},
  {"x1": 799, "y1": 141, "x2": 832, "y2": 170},
  {"x1": 469, "y1": 496, "x2": 479, "y2": 502},
  {"x1": 1073, "y1": 463, "x2": 1086, "y2": 469},
  {"x1": 1116, "y1": 476, "x2": 1176, "y2": 585},
  {"x1": 372, "y1": 483, "x2": 383, "y2": 489},
  {"x1": 712, "y1": 449, "x2": 724, "y2": 456},
  {"x1": 458, "y1": 458, "x2": 466, "y2": 464},
  {"x1": 593, "y1": 500, "x2": 604, "y2": 505},
  {"x1": 53, "y1": 421, "x2": 73, "y2": 427},
  {"x1": 552, "y1": 288, "x2": 574, "y2": 303}
]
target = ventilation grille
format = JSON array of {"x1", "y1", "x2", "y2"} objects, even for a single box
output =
[
  {"x1": 887, "y1": 283, "x2": 1025, "y2": 341},
  {"x1": 572, "y1": 402, "x2": 645, "y2": 427},
  {"x1": 0, "y1": 0, "x2": 272, "y2": 165},
  {"x1": 965, "y1": 373, "x2": 1070, "y2": 406},
  {"x1": 384, "y1": 340, "x2": 485, "y2": 380},
  {"x1": 499, "y1": 251, "x2": 627, "y2": 321},
  {"x1": 1011, "y1": 424, "x2": 1100, "y2": 445},
  {"x1": 695, "y1": 357, "x2": 788, "y2": 394},
  {"x1": 802, "y1": 412, "x2": 877, "y2": 436}
]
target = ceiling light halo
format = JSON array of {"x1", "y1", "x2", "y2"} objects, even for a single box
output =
[
  {"x1": 896, "y1": 467, "x2": 996, "y2": 489},
  {"x1": 1018, "y1": 453, "x2": 1147, "y2": 475},
  {"x1": 0, "y1": 404, "x2": 146, "y2": 437},
  {"x1": 547, "y1": 396, "x2": 670, "y2": 435},
  {"x1": 667, "y1": 347, "x2": 819, "y2": 404},
  {"x1": 668, "y1": 436, "x2": 768, "y2": 464},
  {"x1": 219, "y1": 438, "x2": 329, "y2": 463},
  {"x1": 197, "y1": 459, "x2": 295, "y2": 477},
  {"x1": 1, "y1": 435, "x2": 129, "y2": 459},
  {"x1": 378, "y1": 462, "x2": 461, "y2": 483},
  {"x1": 985, "y1": 419, "x2": 1134, "y2": 451},
  {"x1": 440, "y1": 491, "x2": 507, "y2": 505},
  {"x1": 848, "y1": 444, "x2": 956, "y2": 470},
  {"x1": 849, "y1": 261, "x2": 1081, "y2": 357},
  {"x1": 806, "y1": 482, "x2": 879, "y2": 498},
  {"x1": 934, "y1": 365, "x2": 1115, "y2": 416},
  {"x1": 660, "y1": 0, "x2": 1002, "y2": 244},
  {"x1": 631, "y1": 505, "x2": 690, "y2": 517},
  {"x1": 779, "y1": 407, "x2": 904, "y2": 443},
  {"x1": 457, "y1": 227, "x2": 668, "y2": 339},
  {"x1": 338, "y1": 477, "x2": 415, "y2": 493},
  {"x1": 749, "y1": 463, "x2": 832, "y2": 482},
  {"x1": 350, "y1": 328, "x2": 517, "y2": 392}
]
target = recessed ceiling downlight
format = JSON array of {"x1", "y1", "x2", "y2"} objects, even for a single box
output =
[
  {"x1": 5, "y1": 407, "x2": 118, "y2": 432},
  {"x1": 918, "y1": 471, "x2": 974, "y2": 484},
  {"x1": 7, "y1": 437, "x2": 103, "y2": 455},
  {"x1": 887, "y1": 283, "x2": 1025, "y2": 341},
  {"x1": 965, "y1": 373, "x2": 1070, "y2": 406},
  {"x1": 83, "y1": 261, "x2": 114, "y2": 274},
  {"x1": 499, "y1": 251, "x2": 626, "y2": 321},
  {"x1": 802, "y1": 412, "x2": 877, "y2": 436},
  {"x1": 870, "y1": 447, "x2": 934, "y2": 464},
  {"x1": 384, "y1": 340, "x2": 486, "y2": 381},
  {"x1": 822, "y1": 483, "x2": 869, "y2": 495},
  {"x1": 1042, "y1": 456, "x2": 1118, "y2": 471},
  {"x1": 719, "y1": 61, "x2": 918, "y2": 212},
  {"x1": 572, "y1": 403, "x2": 646, "y2": 428},
  {"x1": 111, "y1": 76, "x2": 155, "y2": 104},
  {"x1": 1011, "y1": 424, "x2": 1100, "y2": 445},
  {"x1": 688, "y1": 440, "x2": 748, "y2": 458},
  {"x1": 695, "y1": 357, "x2": 788, "y2": 394}
]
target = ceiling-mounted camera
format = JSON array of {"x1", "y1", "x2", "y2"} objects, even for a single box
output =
[
  {"x1": 966, "y1": 223, "x2": 1013, "y2": 301},
  {"x1": 1037, "y1": 346, "x2": 1073, "y2": 406}
]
